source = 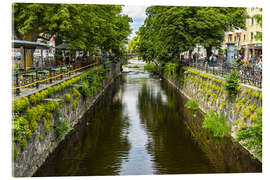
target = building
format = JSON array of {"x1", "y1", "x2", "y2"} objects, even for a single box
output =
[{"x1": 222, "y1": 7, "x2": 262, "y2": 61}]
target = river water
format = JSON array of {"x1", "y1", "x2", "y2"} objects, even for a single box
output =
[{"x1": 34, "y1": 59, "x2": 261, "y2": 176}]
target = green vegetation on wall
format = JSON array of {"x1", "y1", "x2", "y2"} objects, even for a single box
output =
[
  {"x1": 184, "y1": 99, "x2": 199, "y2": 115},
  {"x1": 202, "y1": 111, "x2": 231, "y2": 138},
  {"x1": 236, "y1": 114, "x2": 262, "y2": 159}
]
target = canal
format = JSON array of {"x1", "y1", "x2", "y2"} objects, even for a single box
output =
[{"x1": 34, "y1": 59, "x2": 261, "y2": 176}]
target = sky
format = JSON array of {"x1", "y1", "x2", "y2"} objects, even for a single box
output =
[{"x1": 122, "y1": 5, "x2": 149, "y2": 40}]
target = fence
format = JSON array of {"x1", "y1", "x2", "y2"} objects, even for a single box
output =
[{"x1": 179, "y1": 58, "x2": 262, "y2": 88}]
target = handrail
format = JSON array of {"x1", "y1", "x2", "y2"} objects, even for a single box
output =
[{"x1": 12, "y1": 62, "x2": 98, "y2": 90}]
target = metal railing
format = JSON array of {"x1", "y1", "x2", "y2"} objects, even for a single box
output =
[{"x1": 179, "y1": 58, "x2": 262, "y2": 88}]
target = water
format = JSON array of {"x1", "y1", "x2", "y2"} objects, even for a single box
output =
[{"x1": 34, "y1": 59, "x2": 261, "y2": 176}]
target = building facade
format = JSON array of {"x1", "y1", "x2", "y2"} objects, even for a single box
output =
[{"x1": 222, "y1": 7, "x2": 262, "y2": 61}]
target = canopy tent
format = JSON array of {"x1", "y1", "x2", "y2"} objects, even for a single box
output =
[
  {"x1": 55, "y1": 42, "x2": 69, "y2": 50},
  {"x1": 55, "y1": 41, "x2": 85, "y2": 66},
  {"x1": 12, "y1": 40, "x2": 51, "y2": 70}
]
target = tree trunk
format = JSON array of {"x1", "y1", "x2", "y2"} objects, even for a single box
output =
[{"x1": 206, "y1": 47, "x2": 212, "y2": 61}]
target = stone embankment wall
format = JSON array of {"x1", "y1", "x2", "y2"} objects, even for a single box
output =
[
  {"x1": 13, "y1": 62, "x2": 122, "y2": 177},
  {"x1": 163, "y1": 67, "x2": 262, "y2": 138}
]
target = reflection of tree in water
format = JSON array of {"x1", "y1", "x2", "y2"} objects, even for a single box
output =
[
  {"x1": 183, "y1": 105, "x2": 262, "y2": 173},
  {"x1": 34, "y1": 78, "x2": 130, "y2": 176},
  {"x1": 137, "y1": 80, "x2": 261, "y2": 174},
  {"x1": 137, "y1": 82, "x2": 215, "y2": 174}
]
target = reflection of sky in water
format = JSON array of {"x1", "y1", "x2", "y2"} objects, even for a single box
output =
[{"x1": 120, "y1": 59, "x2": 168, "y2": 174}]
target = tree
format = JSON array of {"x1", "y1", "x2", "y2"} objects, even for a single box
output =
[
  {"x1": 137, "y1": 6, "x2": 248, "y2": 63},
  {"x1": 254, "y1": 8, "x2": 262, "y2": 41},
  {"x1": 128, "y1": 35, "x2": 140, "y2": 53},
  {"x1": 12, "y1": 3, "x2": 132, "y2": 61}
]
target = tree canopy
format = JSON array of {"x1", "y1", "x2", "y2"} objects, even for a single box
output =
[
  {"x1": 254, "y1": 8, "x2": 262, "y2": 41},
  {"x1": 136, "y1": 6, "x2": 249, "y2": 63},
  {"x1": 13, "y1": 3, "x2": 132, "y2": 55}
]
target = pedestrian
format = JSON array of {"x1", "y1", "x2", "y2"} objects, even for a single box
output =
[{"x1": 209, "y1": 55, "x2": 213, "y2": 66}]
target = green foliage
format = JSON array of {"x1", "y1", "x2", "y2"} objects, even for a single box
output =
[
  {"x1": 13, "y1": 97, "x2": 29, "y2": 114},
  {"x1": 224, "y1": 67, "x2": 240, "y2": 96},
  {"x1": 143, "y1": 62, "x2": 158, "y2": 73},
  {"x1": 12, "y1": 115, "x2": 30, "y2": 142},
  {"x1": 13, "y1": 4, "x2": 132, "y2": 56},
  {"x1": 184, "y1": 99, "x2": 199, "y2": 114},
  {"x1": 202, "y1": 111, "x2": 231, "y2": 138},
  {"x1": 164, "y1": 62, "x2": 177, "y2": 76},
  {"x1": 20, "y1": 137, "x2": 27, "y2": 149},
  {"x1": 236, "y1": 114, "x2": 262, "y2": 159},
  {"x1": 72, "y1": 88, "x2": 81, "y2": 99},
  {"x1": 44, "y1": 120, "x2": 53, "y2": 134},
  {"x1": 254, "y1": 9, "x2": 262, "y2": 41},
  {"x1": 54, "y1": 120, "x2": 73, "y2": 140},
  {"x1": 78, "y1": 82, "x2": 91, "y2": 99},
  {"x1": 72, "y1": 99, "x2": 79, "y2": 110},
  {"x1": 13, "y1": 144, "x2": 19, "y2": 159},
  {"x1": 64, "y1": 93, "x2": 72, "y2": 103},
  {"x1": 39, "y1": 135, "x2": 44, "y2": 142},
  {"x1": 136, "y1": 6, "x2": 248, "y2": 62},
  {"x1": 249, "y1": 104, "x2": 256, "y2": 113},
  {"x1": 242, "y1": 107, "x2": 250, "y2": 119}
]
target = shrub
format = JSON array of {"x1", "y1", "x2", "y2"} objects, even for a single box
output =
[
  {"x1": 78, "y1": 82, "x2": 91, "y2": 98},
  {"x1": 64, "y1": 93, "x2": 72, "y2": 103},
  {"x1": 223, "y1": 68, "x2": 240, "y2": 96},
  {"x1": 249, "y1": 104, "x2": 256, "y2": 113},
  {"x1": 184, "y1": 99, "x2": 199, "y2": 114},
  {"x1": 13, "y1": 97, "x2": 29, "y2": 114},
  {"x1": 236, "y1": 114, "x2": 262, "y2": 159},
  {"x1": 47, "y1": 87, "x2": 53, "y2": 97},
  {"x1": 44, "y1": 120, "x2": 53, "y2": 134},
  {"x1": 12, "y1": 115, "x2": 29, "y2": 142},
  {"x1": 202, "y1": 111, "x2": 231, "y2": 137},
  {"x1": 164, "y1": 62, "x2": 177, "y2": 76},
  {"x1": 54, "y1": 120, "x2": 73, "y2": 140},
  {"x1": 72, "y1": 88, "x2": 81, "y2": 99},
  {"x1": 242, "y1": 107, "x2": 250, "y2": 119},
  {"x1": 144, "y1": 62, "x2": 158, "y2": 73},
  {"x1": 39, "y1": 135, "x2": 44, "y2": 142},
  {"x1": 72, "y1": 99, "x2": 79, "y2": 110}
]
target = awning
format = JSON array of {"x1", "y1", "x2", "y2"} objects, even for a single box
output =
[{"x1": 12, "y1": 40, "x2": 50, "y2": 49}]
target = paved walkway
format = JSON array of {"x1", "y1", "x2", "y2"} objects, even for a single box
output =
[{"x1": 13, "y1": 69, "x2": 88, "y2": 100}]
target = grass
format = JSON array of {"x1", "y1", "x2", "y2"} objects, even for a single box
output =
[
  {"x1": 184, "y1": 99, "x2": 199, "y2": 115},
  {"x1": 202, "y1": 111, "x2": 231, "y2": 138}
]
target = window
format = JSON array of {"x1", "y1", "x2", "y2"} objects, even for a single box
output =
[
  {"x1": 243, "y1": 34, "x2": 246, "y2": 41},
  {"x1": 250, "y1": 32, "x2": 254, "y2": 41},
  {"x1": 251, "y1": 17, "x2": 254, "y2": 25},
  {"x1": 234, "y1": 36, "x2": 236, "y2": 42}
]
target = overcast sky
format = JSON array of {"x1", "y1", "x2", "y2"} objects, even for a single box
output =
[{"x1": 122, "y1": 5, "x2": 149, "y2": 40}]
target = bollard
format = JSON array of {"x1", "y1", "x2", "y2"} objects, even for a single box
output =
[
  {"x1": 60, "y1": 66, "x2": 63, "y2": 79},
  {"x1": 36, "y1": 70, "x2": 39, "y2": 89},
  {"x1": 49, "y1": 68, "x2": 53, "y2": 84},
  {"x1": 15, "y1": 73, "x2": 20, "y2": 95}
]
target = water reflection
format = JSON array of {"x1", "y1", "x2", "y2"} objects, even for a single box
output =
[
  {"x1": 34, "y1": 77, "x2": 131, "y2": 176},
  {"x1": 34, "y1": 60, "x2": 261, "y2": 176}
]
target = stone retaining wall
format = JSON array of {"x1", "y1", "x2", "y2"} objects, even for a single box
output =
[
  {"x1": 163, "y1": 67, "x2": 262, "y2": 139},
  {"x1": 13, "y1": 62, "x2": 122, "y2": 177}
]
